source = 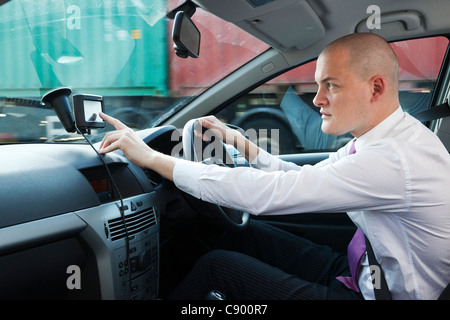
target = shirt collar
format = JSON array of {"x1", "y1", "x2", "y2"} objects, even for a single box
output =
[{"x1": 354, "y1": 107, "x2": 404, "y2": 151}]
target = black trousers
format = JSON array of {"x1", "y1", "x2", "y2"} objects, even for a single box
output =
[{"x1": 169, "y1": 220, "x2": 364, "y2": 300}]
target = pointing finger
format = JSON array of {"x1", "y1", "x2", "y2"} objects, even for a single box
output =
[{"x1": 100, "y1": 112, "x2": 128, "y2": 130}]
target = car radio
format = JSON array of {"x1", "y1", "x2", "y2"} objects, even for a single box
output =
[{"x1": 76, "y1": 193, "x2": 159, "y2": 300}]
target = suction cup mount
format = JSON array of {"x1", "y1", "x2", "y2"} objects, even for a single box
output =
[{"x1": 42, "y1": 87, "x2": 75, "y2": 133}]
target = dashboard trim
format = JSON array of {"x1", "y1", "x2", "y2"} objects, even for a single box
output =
[{"x1": 0, "y1": 212, "x2": 87, "y2": 256}]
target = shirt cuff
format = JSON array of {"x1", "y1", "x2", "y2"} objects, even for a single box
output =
[
  {"x1": 251, "y1": 148, "x2": 282, "y2": 171},
  {"x1": 173, "y1": 160, "x2": 206, "y2": 199}
]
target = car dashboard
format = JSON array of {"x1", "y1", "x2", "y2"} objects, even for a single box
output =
[{"x1": 0, "y1": 125, "x2": 180, "y2": 300}]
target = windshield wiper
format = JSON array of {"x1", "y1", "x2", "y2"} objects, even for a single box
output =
[{"x1": 0, "y1": 97, "x2": 50, "y2": 109}]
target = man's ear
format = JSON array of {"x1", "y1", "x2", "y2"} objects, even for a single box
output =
[{"x1": 370, "y1": 76, "x2": 385, "y2": 102}]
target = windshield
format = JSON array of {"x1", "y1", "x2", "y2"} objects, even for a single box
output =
[{"x1": 0, "y1": 0, "x2": 269, "y2": 144}]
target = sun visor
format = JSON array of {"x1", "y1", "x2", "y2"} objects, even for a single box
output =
[{"x1": 197, "y1": 0, "x2": 325, "y2": 51}]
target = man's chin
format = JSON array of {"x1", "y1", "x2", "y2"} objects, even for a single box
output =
[{"x1": 321, "y1": 124, "x2": 339, "y2": 136}]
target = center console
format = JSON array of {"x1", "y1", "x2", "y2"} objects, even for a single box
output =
[{"x1": 76, "y1": 192, "x2": 159, "y2": 300}]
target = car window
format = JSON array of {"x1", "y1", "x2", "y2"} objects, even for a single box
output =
[
  {"x1": 216, "y1": 36, "x2": 449, "y2": 155},
  {"x1": 0, "y1": 0, "x2": 268, "y2": 144}
]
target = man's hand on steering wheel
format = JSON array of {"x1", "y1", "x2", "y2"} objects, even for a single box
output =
[{"x1": 195, "y1": 116, "x2": 260, "y2": 164}]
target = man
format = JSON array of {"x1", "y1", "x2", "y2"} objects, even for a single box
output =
[{"x1": 99, "y1": 33, "x2": 450, "y2": 299}]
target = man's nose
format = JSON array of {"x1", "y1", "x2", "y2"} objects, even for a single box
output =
[{"x1": 313, "y1": 87, "x2": 327, "y2": 107}]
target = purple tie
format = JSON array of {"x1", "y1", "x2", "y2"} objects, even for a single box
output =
[
  {"x1": 336, "y1": 139, "x2": 366, "y2": 292},
  {"x1": 348, "y1": 138, "x2": 356, "y2": 155}
]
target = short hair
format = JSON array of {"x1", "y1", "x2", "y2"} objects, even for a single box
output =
[{"x1": 321, "y1": 33, "x2": 399, "y2": 90}]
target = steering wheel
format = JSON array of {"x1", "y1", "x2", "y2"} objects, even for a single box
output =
[{"x1": 182, "y1": 119, "x2": 250, "y2": 231}]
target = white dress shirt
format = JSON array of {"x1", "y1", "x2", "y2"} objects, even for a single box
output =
[{"x1": 173, "y1": 107, "x2": 450, "y2": 299}]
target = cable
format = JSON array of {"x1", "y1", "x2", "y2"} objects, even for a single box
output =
[{"x1": 77, "y1": 126, "x2": 134, "y2": 299}]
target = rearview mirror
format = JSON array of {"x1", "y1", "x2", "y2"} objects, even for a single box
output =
[{"x1": 172, "y1": 11, "x2": 200, "y2": 58}]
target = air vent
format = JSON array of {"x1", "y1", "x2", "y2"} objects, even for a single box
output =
[{"x1": 107, "y1": 208, "x2": 156, "y2": 241}]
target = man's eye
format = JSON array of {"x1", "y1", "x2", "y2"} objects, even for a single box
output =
[{"x1": 327, "y1": 83, "x2": 334, "y2": 89}]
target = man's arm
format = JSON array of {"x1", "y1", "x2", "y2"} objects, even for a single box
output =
[
  {"x1": 197, "y1": 116, "x2": 260, "y2": 164},
  {"x1": 98, "y1": 113, "x2": 263, "y2": 181},
  {"x1": 98, "y1": 112, "x2": 180, "y2": 181}
]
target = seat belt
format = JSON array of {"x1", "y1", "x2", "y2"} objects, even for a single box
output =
[
  {"x1": 365, "y1": 236, "x2": 392, "y2": 300},
  {"x1": 413, "y1": 100, "x2": 450, "y2": 122}
]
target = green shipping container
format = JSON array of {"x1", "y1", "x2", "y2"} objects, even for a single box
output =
[{"x1": 0, "y1": 0, "x2": 168, "y2": 98}]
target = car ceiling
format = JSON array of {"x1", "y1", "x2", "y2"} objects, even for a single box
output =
[{"x1": 194, "y1": 0, "x2": 450, "y2": 55}]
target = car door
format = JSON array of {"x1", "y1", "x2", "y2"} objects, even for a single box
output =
[{"x1": 214, "y1": 36, "x2": 450, "y2": 253}]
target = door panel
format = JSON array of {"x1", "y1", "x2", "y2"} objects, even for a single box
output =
[{"x1": 279, "y1": 152, "x2": 329, "y2": 166}]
